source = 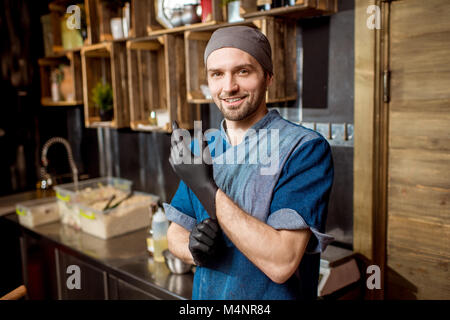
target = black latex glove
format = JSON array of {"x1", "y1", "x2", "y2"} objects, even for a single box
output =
[
  {"x1": 169, "y1": 121, "x2": 218, "y2": 219},
  {"x1": 189, "y1": 218, "x2": 224, "y2": 267}
]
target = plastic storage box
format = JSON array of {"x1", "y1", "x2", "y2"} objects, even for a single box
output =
[
  {"x1": 16, "y1": 197, "x2": 59, "y2": 228},
  {"x1": 78, "y1": 191, "x2": 158, "y2": 239},
  {"x1": 54, "y1": 177, "x2": 132, "y2": 229}
]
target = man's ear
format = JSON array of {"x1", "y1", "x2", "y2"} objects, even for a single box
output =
[{"x1": 266, "y1": 73, "x2": 273, "y2": 87}]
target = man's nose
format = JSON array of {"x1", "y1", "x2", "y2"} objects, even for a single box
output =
[{"x1": 222, "y1": 73, "x2": 238, "y2": 94}]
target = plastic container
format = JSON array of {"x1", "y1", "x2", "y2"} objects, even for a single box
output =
[
  {"x1": 16, "y1": 197, "x2": 59, "y2": 228},
  {"x1": 54, "y1": 177, "x2": 132, "y2": 229},
  {"x1": 152, "y1": 206, "x2": 169, "y2": 262},
  {"x1": 78, "y1": 191, "x2": 159, "y2": 239}
]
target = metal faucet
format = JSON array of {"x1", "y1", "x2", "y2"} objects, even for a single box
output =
[{"x1": 39, "y1": 137, "x2": 78, "y2": 189}]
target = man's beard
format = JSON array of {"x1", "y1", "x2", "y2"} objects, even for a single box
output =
[{"x1": 217, "y1": 85, "x2": 267, "y2": 122}]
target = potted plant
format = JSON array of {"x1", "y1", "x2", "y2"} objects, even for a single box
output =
[{"x1": 91, "y1": 81, "x2": 113, "y2": 121}]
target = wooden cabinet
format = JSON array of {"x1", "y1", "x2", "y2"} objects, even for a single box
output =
[
  {"x1": 108, "y1": 275, "x2": 159, "y2": 300},
  {"x1": 19, "y1": 232, "x2": 183, "y2": 300},
  {"x1": 55, "y1": 248, "x2": 107, "y2": 300}
]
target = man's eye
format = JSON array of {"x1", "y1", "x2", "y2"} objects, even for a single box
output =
[{"x1": 239, "y1": 69, "x2": 249, "y2": 75}]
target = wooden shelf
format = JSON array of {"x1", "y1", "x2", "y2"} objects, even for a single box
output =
[
  {"x1": 184, "y1": 30, "x2": 214, "y2": 105},
  {"x1": 42, "y1": 0, "x2": 338, "y2": 128},
  {"x1": 81, "y1": 41, "x2": 129, "y2": 128},
  {"x1": 258, "y1": 17, "x2": 298, "y2": 103},
  {"x1": 129, "y1": 121, "x2": 170, "y2": 133},
  {"x1": 127, "y1": 34, "x2": 200, "y2": 132},
  {"x1": 85, "y1": 119, "x2": 114, "y2": 128},
  {"x1": 266, "y1": 95, "x2": 298, "y2": 104},
  {"x1": 133, "y1": 0, "x2": 164, "y2": 36},
  {"x1": 38, "y1": 50, "x2": 83, "y2": 106},
  {"x1": 145, "y1": 17, "x2": 266, "y2": 38},
  {"x1": 147, "y1": 21, "x2": 220, "y2": 37},
  {"x1": 41, "y1": 98, "x2": 83, "y2": 106},
  {"x1": 188, "y1": 98, "x2": 214, "y2": 104},
  {"x1": 48, "y1": 0, "x2": 156, "y2": 49},
  {"x1": 243, "y1": 0, "x2": 337, "y2": 19},
  {"x1": 48, "y1": 0, "x2": 89, "y2": 53}
]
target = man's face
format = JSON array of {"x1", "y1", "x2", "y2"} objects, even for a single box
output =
[{"x1": 206, "y1": 47, "x2": 272, "y2": 121}]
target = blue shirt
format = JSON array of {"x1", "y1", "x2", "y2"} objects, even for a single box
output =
[{"x1": 164, "y1": 110, "x2": 334, "y2": 300}]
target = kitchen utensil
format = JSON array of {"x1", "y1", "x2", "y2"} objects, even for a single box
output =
[
  {"x1": 181, "y1": 4, "x2": 201, "y2": 26},
  {"x1": 163, "y1": 249, "x2": 192, "y2": 274},
  {"x1": 103, "y1": 194, "x2": 116, "y2": 211},
  {"x1": 108, "y1": 190, "x2": 134, "y2": 210},
  {"x1": 170, "y1": 7, "x2": 184, "y2": 27}
]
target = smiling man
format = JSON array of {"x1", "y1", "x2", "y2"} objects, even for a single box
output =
[{"x1": 164, "y1": 26, "x2": 334, "y2": 300}]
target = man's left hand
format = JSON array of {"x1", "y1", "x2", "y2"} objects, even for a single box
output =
[{"x1": 169, "y1": 121, "x2": 218, "y2": 219}]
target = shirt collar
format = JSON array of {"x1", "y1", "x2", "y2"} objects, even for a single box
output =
[{"x1": 219, "y1": 109, "x2": 281, "y2": 144}]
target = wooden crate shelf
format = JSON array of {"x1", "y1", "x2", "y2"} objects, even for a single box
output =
[
  {"x1": 83, "y1": 0, "x2": 165, "y2": 43},
  {"x1": 127, "y1": 34, "x2": 200, "y2": 132},
  {"x1": 81, "y1": 41, "x2": 129, "y2": 128},
  {"x1": 48, "y1": 0, "x2": 90, "y2": 53},
  {"x1": 243, "y1": 0, "x2": 337, "y2": 19},
  {"x1": 86, "y1": 0, "x2": 171, "y2": 43},
  {"x1": 148, "y1": 20, "x2": 220, "y2": 37},
  {"x1": 256, "y1": 17, "x2": 298, "y2": 103},
  {"x1": 38, "y1": 49, "x2": 83, "y2": 106},
  {"x1": 40, "y1": 98, "x2": 83, "y2": 107},
  {"x1": 184, "y1": 16, "x2": 297, "y2": 104},
  {"x1": 184, "y1": 30, "x2": 214, "y2": 104},
  {"x1": 148, "y1": 0, "x2": 225, "y2": 37},
  {"x1": 132, "y1": 0, "x2": 163, "y2": 36}
]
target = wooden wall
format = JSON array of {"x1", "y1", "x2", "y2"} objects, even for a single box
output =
[{"x1": 386, "y1": 0, "x2": 450, "y2": 299}]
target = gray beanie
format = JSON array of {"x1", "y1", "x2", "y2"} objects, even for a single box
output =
[{"x1": 204, "y1": 26, "x2": 273, "y2": 75}]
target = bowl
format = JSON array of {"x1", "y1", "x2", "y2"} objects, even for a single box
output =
[{"x1": 162, "y1": 249, "x2": 192, "y2": 274}]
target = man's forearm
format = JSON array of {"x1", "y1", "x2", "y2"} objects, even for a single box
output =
[
  {"x1": 215, "y1": 189, "x2": 311, "y2": 284},
  {"x1": 167, "y1": 222, "x2": 195, "y2": 265}
]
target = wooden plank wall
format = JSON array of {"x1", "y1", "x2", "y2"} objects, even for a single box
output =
[
  {"x1": 353, "y1": 0, "x2": 377, "y2": 262},
  {"x1": 386, "y1": 0, "x2": 450, "y2": 299}
]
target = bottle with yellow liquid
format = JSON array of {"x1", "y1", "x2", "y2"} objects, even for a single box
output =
[{"x1": 151, "y1": 206, "x2": 169, "y2": 262}]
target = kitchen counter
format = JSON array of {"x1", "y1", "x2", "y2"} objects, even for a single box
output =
[
  {"x1": 0, "y1": 191, "x2": 193, "y2": 300},
  {"x1": 0, "y1": 190, "x2": 44, "y2": 216},
  {"x1": 0, "y1": 191, "x2": 359, "y2": 299}
]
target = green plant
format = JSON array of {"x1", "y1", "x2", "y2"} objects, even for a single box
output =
[
  {"x1": 91, "y1": 81, "x2": 113, "y2": 111},
  {"x1": 51, "y1": 64, "x2": 65, "y2": 84}
]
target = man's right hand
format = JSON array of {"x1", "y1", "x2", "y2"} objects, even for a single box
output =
[{"x1": 189, "y1": 218, "x2": 223, "y2": 267}]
